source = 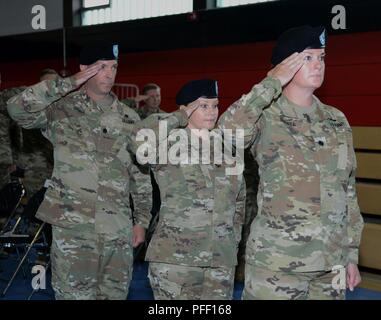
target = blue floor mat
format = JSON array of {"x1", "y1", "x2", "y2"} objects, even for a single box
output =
[{"x1": 1, "y1": 254, "x2": 380, "y2": 300}]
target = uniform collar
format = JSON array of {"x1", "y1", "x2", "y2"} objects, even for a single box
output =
[
  {"x1": 74, "y1": 87, "x2": 122, "y2": 115},
  {"x1": 277, "y1": 94, "x2": 337, "y2": 123},
  {"x1": 140, "y1": 104, "x2": 162, "y2": 115}
]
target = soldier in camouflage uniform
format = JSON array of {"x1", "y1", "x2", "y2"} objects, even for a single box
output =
[
  {"x1": 12, "y1": 70, "x2": 58, "y2": 198},
  {"x1": 0, "y1": 70, "x2": 58, "y2": 198},
  {"x1": 122, "y1": 83, "x2": 164, "y2": 120},
  {"x1": 218, "y1": 26, "x2": 364, "y2": 300},
  {"x1": 7, "y1": 44, "x2": 152, "y2": 300},
  {"x1": 12, "y1": 128, "x2": 54, "y2": 199},
  {"x1": 122, "y1": 83, "x2": 164, "y2": 261},
  {"x1": 126, "y1": 79, "x2": 245, "y2": 300},
  {"x1": 0, "y1": 77, "x2": 25, "y2": 234},
  {"x1": 0, "y1": 85, "x2": 25, "y2": 188}
]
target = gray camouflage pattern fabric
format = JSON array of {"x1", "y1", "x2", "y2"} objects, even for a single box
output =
[
  {"x1": 51, "y1": 225, "x2": 133, "y2": 300},
  {"x1": 243, "y1": 264, "x2": 345, "y2": 300},
  {"x1": 121, "y1": 98, "x2": 164, "y2": 120},
  {"x1": 218, "y1": 76, "x2": 364, "y2": 273},
  {"x1": 0, "y1": 86, "x2": 53, "y2": 196},
  {"x1": 126, "y1": 110, "x2": 245, "y2": 299},
  {"x1": 236, "y1": 147, "x2": 259, "y2": 280},
  {"x1": 7, "y1": 77, "x2": 152, "y2": 299},
  {"x1": 127, "y1": 111, "x2": 246, "y2": 268},
  {"x1": 13, "y1": 141, "x2": 53, "y2": 198},
  {"x1": 0, "y1": 87, "x2": 25, "y2": 187},
  {"x1": 7, "y1": 77, "x2": 152, "y2": 233},
  {"x1": 149, "y1": 262, "x2": 235, "y2": 300}
]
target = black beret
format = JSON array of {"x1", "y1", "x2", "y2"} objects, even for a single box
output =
[
  {"x1": 176, "y1": 79, "x2": 218, "y2": 106},
  {"x1": 271, "y1": 26, "x2": 327, "y2": 66},
  {"x1": 79, "y1": 44, "x2": 119, "y2": 65}
]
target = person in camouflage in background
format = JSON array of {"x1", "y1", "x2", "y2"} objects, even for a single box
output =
[
  {"x1": 126, "y1": 79, "x2": 245, "y2": 300},
  {"x1": 7, "y1": 44, "x2": 152, "y2": 300},
  {"x1": 122, "y1": 83, "x2": 164, "y2": 120},
  {"x1": 11, "y1": 70, "x2": 59, "y2": 198},
  {"x1": 218, "y1": 25, "x2": 364, "y2": 300},
  {"x1": 0, "y1": 76, "x2": 25, "y2": 188},
  {"x1": 0, "y1": 77, "x2": 25, "y2": 236},
  {"x1": 0, "y1": 69, "x2": 58, "y2": 197},
  {"x1": 122, "y1": 83, "x2": 164, "y2": 261}
]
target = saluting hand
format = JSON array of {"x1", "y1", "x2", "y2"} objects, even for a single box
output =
[
  {"x1": 134, "y1": 95, "x2": 149, "y2": 103},
  {"x1": 180, "y1": 101, "x2": 199, "y2": 118},
  {"x1": 267, "y1": 52, "x2": 306, "y2": 87},
  {"x1": 72, "y1": 61, "x2": 103, "y2": 88}
]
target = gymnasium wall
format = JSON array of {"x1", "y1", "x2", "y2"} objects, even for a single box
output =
[{"x1": 1, "y1": 30, "x2": 380, "y2": 126}]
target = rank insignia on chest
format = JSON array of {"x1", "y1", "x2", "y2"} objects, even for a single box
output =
[
  {"x1": 280, "y1": 115, "x2": 298, "y2": 127},
  {"x1": 328, "y1": 120, "x2": 344, "y2": 128}
]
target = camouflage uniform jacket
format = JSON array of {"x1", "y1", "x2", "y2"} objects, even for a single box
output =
[
  {"x1": 218, "y1": 76, "x2": 364, "y2": 272},
  {"x1": 1, "y1": 86, "x2": 54, "y2": 196},
  {"x1": 7, "y1": 78, "x2": 152, "y2": 235},
  {"x1": 126, "y1": 111, "x2": 246, "y2": 268},
  {"x1": 122, "y1": 98, "x2": 164, "y2": 120}
]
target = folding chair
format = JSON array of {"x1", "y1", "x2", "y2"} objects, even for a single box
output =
[
  {"x1": 0, "y1": 177, "x2": 28, "y2": 284},
  {"x1": 27, "y1": 259, "x2": 51, "y2": 300},
  {"x1": 0, "y1": 187, "x2": 50, "y2": 297},
  {"x1": 0, "y1": 179, "x2": 26, "y2": 235}
]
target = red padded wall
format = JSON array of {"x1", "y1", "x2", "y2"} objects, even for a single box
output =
[{"x1": 1, "y1": 31, "x2": 380, "y2": 126}]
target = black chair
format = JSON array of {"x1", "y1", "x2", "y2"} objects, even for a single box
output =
[
  {"x1": 0, "y1": 178, "x2": 26, "y2": 235},
  {"x1": 0, "y1": 186, "x2": 50, "y2": 297}
]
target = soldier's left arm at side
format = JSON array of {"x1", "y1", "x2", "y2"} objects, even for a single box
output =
[{"x1": 124, "y1": 106, "x2": 153, "y2": 230}]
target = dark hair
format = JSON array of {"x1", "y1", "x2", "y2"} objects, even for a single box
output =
[{"x1": 142, "y1": 83, "x2": 160, "y2": 95}]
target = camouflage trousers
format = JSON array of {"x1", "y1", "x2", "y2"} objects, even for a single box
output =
[
  {"x1": 148, "y1": 262, "x2": 235, "y2": 300},
  {"x1": 235, "y1": 194, "x2": 257, "y2": 282},
  {"x1": 242, "y1": 263, "x2": 346, "y2": 300},
  {"x1": 51, "y1": 225, "x2": 133, "y2": 300}
]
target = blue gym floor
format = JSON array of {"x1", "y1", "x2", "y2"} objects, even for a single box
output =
[{"x1": 1, "y1": 253, "x2": 381, "y2": 300}]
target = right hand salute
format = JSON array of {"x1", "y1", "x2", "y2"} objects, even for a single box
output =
[
  {"x1": 267, "y1": 52, "x2": 306, "y2": 86},
  {"x1": 134, "y1": 95, "x2": 149, "y2": 103},
  {"x1": 181, "y1": 101, "x2": 199, "y2": 118},
  {"x1": 72, "y1": 61, "x2": 103, "y2": 88}
]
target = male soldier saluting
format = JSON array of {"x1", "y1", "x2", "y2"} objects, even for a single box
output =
[
  {"x1": 7, "y1": 44, "x2": 152, "y2": 300},
  {"x1": 219, "y1": 26, "x2": 364, "y2": 300},
  {"x1": 123, "y1": 83, "x2": 165, "y2": 120}
]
